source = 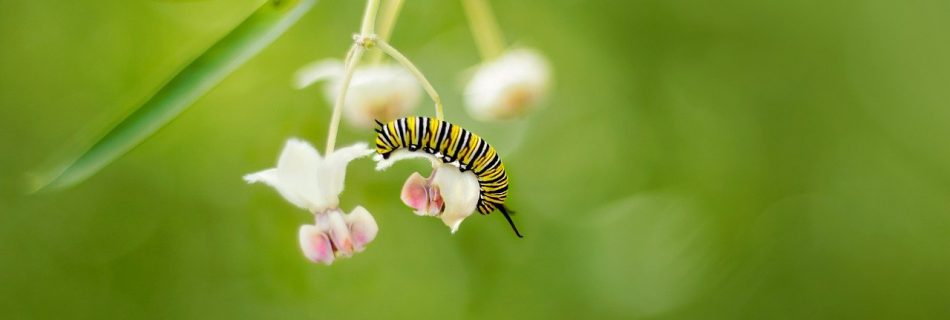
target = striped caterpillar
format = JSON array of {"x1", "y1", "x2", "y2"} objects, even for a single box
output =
[{"x1": 374, "y1": 117, "x2": 523, "y2": 237}]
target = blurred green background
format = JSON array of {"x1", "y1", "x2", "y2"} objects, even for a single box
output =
[{"x1": 3, "y1": 0, "x2": 950, "y2": 318}]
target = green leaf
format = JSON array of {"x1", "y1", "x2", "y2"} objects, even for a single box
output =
[{"x1": 31, "y1": 0, "x2": 316, "y2": 192}]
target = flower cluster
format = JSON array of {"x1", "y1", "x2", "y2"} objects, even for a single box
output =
[
  {"x1": 464, "y1": 48, "x2": 551, "y2": 121},
  {"x1": 244, "y1": 139, "x2": 377, "y2": 265},
  {"x1": 245, "y1": 0, "x2": 549, "y2": 265},
  {"x1": 376, "y1": 151, "x2": 481, "y2": 233}
]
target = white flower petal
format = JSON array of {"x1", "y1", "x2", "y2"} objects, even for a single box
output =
[
  {"x1": 314, "y1": 64, "x2": 423, "y2": 128},
  {"x1": 244, "y1": 168, "x2": 310, "y2": 209},
  {"x1": 325, "y1": 142, "x2": 375, "y2": 166},
  {"x1": 295, "y1": 59, "x2": 344, "y2": 89},
  {"x1": 299, "y1": 224, "x2": 335, "y2": 265},
  {"x1": 374, "y1": 149, "x2": 440, "y2": 171},
  {"x1": 275, "y1": 138, "x2": 326, "y2": 211},
  {"x1": 342, "y1": 65, "x2": 423, "y2": 128},
  {"x1": 432, "y1": 165, "x2": 480, "y2": 233},
  {"x1": 464, "y1": 48, "x2": 552, "y2": 121},
  {"x1": 318, "y1": 143, "x2": 374, "y2": 206},
  {"x1": 243, "y1": 168, "x2": 278, "y2": 185},
  {"x1": 345, "y1": 206, "x2": 378, "y2": 251},
  {"x1": 247, "y1": 139, "x2": 370, "y2": 213}
]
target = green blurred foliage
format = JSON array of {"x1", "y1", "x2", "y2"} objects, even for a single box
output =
[{"x1": 2, "y1": 0, "x2": 950, "y2": 319}]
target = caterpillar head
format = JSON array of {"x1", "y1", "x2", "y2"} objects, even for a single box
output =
[{"x1": 373, "y1": 119, "x2": 394, "y2": 159}]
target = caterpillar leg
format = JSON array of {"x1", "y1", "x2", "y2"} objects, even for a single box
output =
[{"x1": 496, "y1": 204, "x2": 524, "y2": 238}]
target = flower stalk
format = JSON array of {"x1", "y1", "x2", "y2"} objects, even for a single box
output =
[
  {"x1": 359, "y1": 0, "x2": 380, "y2": 35},
  {"x1": 326, "y1": 0, "x2": 380, "y2": 153},
  {"x1": 325, "y1": 43, "x2": 363, "y2": 153},
  {"x1": 462, "y1": 0, "x2": 506, "y2": 60},
  {"x1": 376, "y1": 40, "x2": 444, "y2": 120},
  {"x1": 368, "y1": 0, "x2": 405, "y2": 64},
  {"x1": 327, "y1": 0, "x2": 446, "y2": 149}
]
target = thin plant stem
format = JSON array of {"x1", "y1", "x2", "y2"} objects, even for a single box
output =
[
  {"x1": 368, "y1": 0, "x2": 405, "y2": 64},
  {"x1": 326, "y1": 0, "x2": 379, "y2": 153},
  {"x1": 462, "y1": 0, "x2": 505, "y2": 60},
  {"x1": 360, "y1": 0, "x2": 380, "y2": 36},
  {"x1": 325, "y1": 44, "x2": 364, "y2": 153},
  {"x1": 375, "y1": 40, "x2": 444, "y2": 120}
]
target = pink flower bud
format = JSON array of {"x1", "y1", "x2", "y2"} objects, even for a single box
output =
[
  {"x1": 345, "y1": 206, "x2": 378, "y2": 251},
  {"x1": 299, "y1": 224, "x2": 335, "y2": 265}
]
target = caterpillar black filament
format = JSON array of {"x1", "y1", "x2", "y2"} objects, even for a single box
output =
[{"x1": 374, "y1": 117, "x2": 523, "y2": 238}]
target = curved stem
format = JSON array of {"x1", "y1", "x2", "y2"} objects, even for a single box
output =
[
  {"x1": 462, "y1": 0, "x2": 505, "y2": 60},
  {"x1": 375, "y1": 40, "x2": 444, "y2": 120},
  {"x1": 369, "y1": 0, "x2": 405, "y2": 64}
]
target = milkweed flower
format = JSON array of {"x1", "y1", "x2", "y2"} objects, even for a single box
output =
[
  {"x1": 375, "y1": 151, "x2": 480, "y2": 233},
  {"x1": 244, "y1": 139, "x2": 377, "y2": 265},
  {"x1": 464, "y1": 48, "x2": 552, "y2": 121},
  {"x1": 295, "y1": 59, "x2": 423, "y2": 128}
]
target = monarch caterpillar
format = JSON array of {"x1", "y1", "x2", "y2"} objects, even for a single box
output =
[{"x1": 374, "y1": 117, "x2": 523, "y2": 238}]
